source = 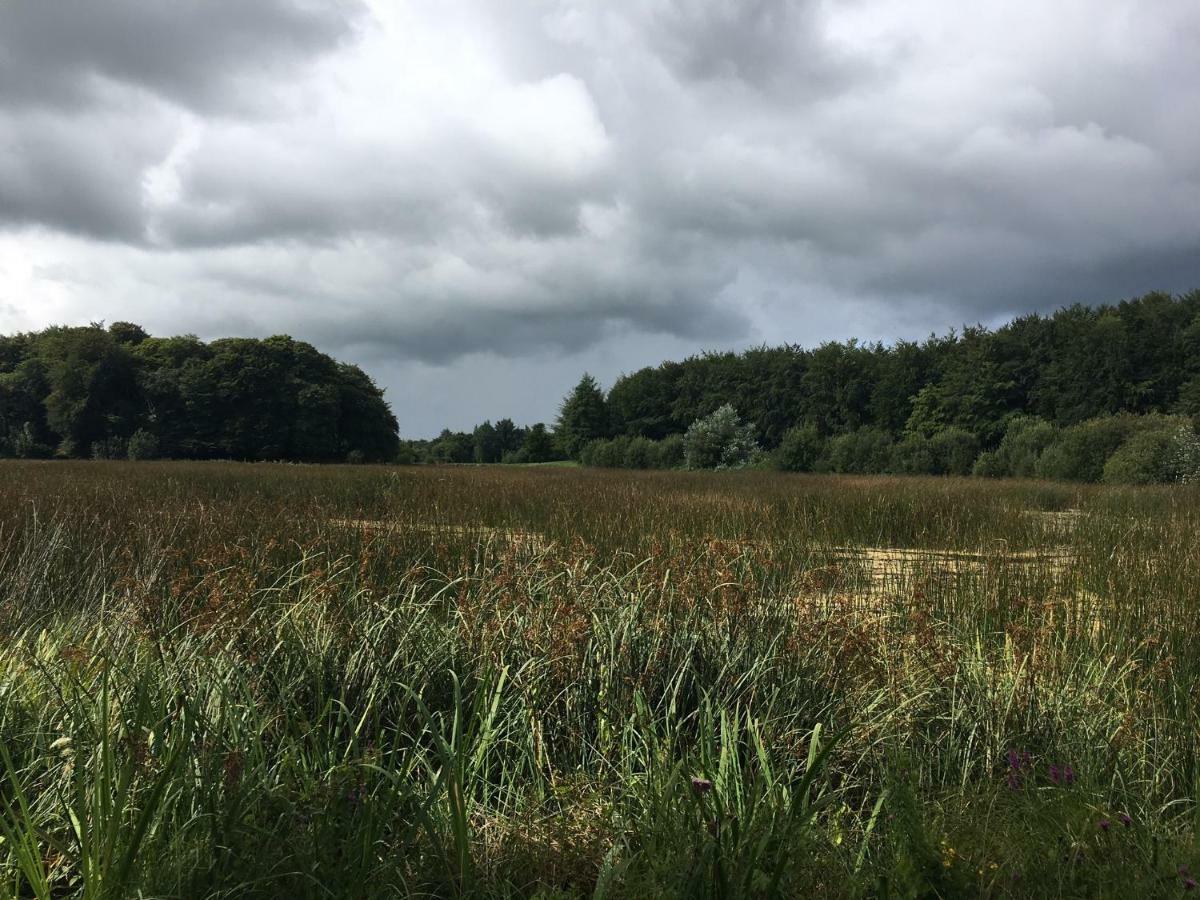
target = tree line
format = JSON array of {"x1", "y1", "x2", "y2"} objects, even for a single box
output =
[
  {"x1": 10, "y1": 290, "x2": 1200, "y2": 481},
  {"x1": 0, "y1": 322, "x2": 399, "y2": 462},
  {"x1": 557, "y1": 290, "x2": 1200, "y2": 483},
  {"x1": 400, "y1": 420, "x2": 562, "y2": 465}
]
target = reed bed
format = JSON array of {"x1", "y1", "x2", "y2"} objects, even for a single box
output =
[{"x1": 1, "y1": 461, "x2": 1199, "y2": 898}]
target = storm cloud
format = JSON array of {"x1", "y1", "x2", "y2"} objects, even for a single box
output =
[{"x1": 2, "y1": 0, "x2": 1200, "y2": 435}]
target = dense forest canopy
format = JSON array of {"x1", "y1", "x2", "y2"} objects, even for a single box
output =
[
  {"x1": 0, "y1": 322, "x2": 399, "y2": 462},
  {"x1": 410, "y1": 290, "x2": 1200, "y2": 483},
  {"x1": 598, "y1": 291, "x2": 1200, "y2": 448}
]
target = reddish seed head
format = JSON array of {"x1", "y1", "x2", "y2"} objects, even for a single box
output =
[{"x1": 690, "y1": 776, "x2": 713, "y2": 795}]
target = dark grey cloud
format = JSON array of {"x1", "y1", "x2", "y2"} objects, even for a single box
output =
[
  {"x1": 3, "y1": 0, "x2": 1200, "y2": 436},
  {"x1": 640, "y1": 0, "x2": 854, "y2": 92},
  {"x1": 0, "y1": 108, "x2": 170, "y2": 240},
  {"x1": 0, "y1": 0, "x2": 365, "y2": 240},
  {"x1": 0, "y1": 0, "x2": 364, "y2": 114},
  {"x1": 187, "y1": 224, "x2": 747, "y2": 363}
]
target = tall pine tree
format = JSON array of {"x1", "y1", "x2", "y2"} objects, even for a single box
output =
[{"x1": 555, "y1": 374, "x2": 609, "y2": 459}]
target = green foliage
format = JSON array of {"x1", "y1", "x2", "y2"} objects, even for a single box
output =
[
  {"x1": 407, "y1": 422, "x2": 561, "y2": 466},
  {"x1": 1037, "y1": 417, "x2": 1130, "y2": 482},
  {"x1": 473, "y1": 420, "x2": 501, "y2": 463},
  {"x1": 519, "y1": 423, "x2": 557, "y2": 463},
  {"x1": 1037, "y1": 414, "x2": 1164, "y2": 483},
  {"x1": 928, "y1": 427, "x2": 981, "y2": 476},
  {"x1": 126, "y1": 429, "x2": 159, "y2": 461},
  {"x1": 394, "y1": 441, "x2": 418, "y2": 465},
  {"x1": 606, "y1": 364, "x2": 681, "y2": 440},
  {"x1": 1169, "y1": 424, "x2": 1200, "y2": 483},
  {"x1": 822, "y1": 427, "x2": 894, "y2": 474},
  {"x1": 429, "y1": 429, "x2": 475, "y2": 464},
  {"x1": 1100, "y1": 418, "x2": 1198, "y2": 484},
  {"x1": 5, "y1": 422, "x2": 51, "y2": 459},
  {"x1": 565, "y1": 291, "x2": 1200, "y2": 482},
  {"x1": 971, "y1": 451, "x2": 1003, "y2": 478},
  {"x1": 1173, "y1": 375, "x2": 1200, "y2": 416},
  {"x1": 556, "y1": 374, "x2": 610, "y2": 459},
  {"x1": 0, "y1": 359, "x2": 51, "y2": 453},
  {"x1": 903, "y1": 327, "x2": 1021, "y2": 445},
  {"x1": 469, "y1": 419, "x2": 529, "y2": 463},
  {"x1": 108, "y1": 321, "x2": 149, "y2": 346},
  {"x1": 890, "y1": 433, "x2": 937, "y2": 475},
  {"x1": 90, "y1": 436, "x2": 127, "y2": 461},
  {"x1": 653, "y1": 433, "x2": 685, "y2": 469},
  {"x1": 492, "y1": 418, "x2": 524, "y2": 459},
  {"x1": 580, "y1": 436, "x2": 626, "y2": 468},
  {"x1": 774, "y1": 423, "x2": 826, "y2": 472},
  {"x1": 0, "y1": 324, "x2": 399, "y2": 462},
  {"x1": 332, "y1": 363, "x2": 401, "y2": 462},
  {"x1": 893, "y1": 425, "x2": 982, "y2": 477},
  {"x1": 1102, "y1": 429, "x2": 1174, "y2": 484},
  {"x1": 683, "y1": 404, "x2": 760, "y2": 470},
  {"x1": 622, "y1": 436, "x2": 655, "y2": 470},
  {"x1": 868, "y1": 339, "x2": 935, "y2": 433},
  {"x1": 975, "y1": 416, "x2": 1059, "y2": 478},
  {"x1": 37, "y1": 325, "x2": 140, "y2": 455},
  {"x1": 580, "y1": 434, "x2": 682, "y2": 469}
]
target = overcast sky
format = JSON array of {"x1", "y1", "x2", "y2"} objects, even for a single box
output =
[{"x1": 2, "y1": 1, "x2": 1199, "y2": 437}]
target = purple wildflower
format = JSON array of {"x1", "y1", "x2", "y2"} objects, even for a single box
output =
[
  {"x1": 1048, "y1": 764, "x2": 1061, "y2": 785},
  {"x1": 1007, "y1": 749, "x2": 1020, "y2": 769},
  {"x1": 690, "y1": 776, "x2": 713, "y2": 796},
  {"x1": 1185, "y1": 877, "x2": 1197, "y2": 891},
  {"x1": 1119, "y1": 812, "x2": 1132, "y2": 826},
  {"x1": 1099, "y1": 819, "x2": 1111, "y2": 831},
  {"x1": 1007, "y1": 771, "x2": 1022, "y2": 791},
  {"x1": 1064, "y1": 765, "x2": 1076, "y2": 786}
]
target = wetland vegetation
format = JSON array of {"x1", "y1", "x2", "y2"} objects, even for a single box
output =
[{"x1": 2, "y1": 462, "x2": 1199, "y2": 897}]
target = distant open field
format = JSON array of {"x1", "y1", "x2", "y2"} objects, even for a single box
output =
[{"x1": 2, "y1": 462, "x2": 1200, "y2": 898}]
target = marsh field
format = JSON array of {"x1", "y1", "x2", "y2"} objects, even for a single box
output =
[{"x1": 1, "y1": 462, "x2": 1199, "y2": 898}]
